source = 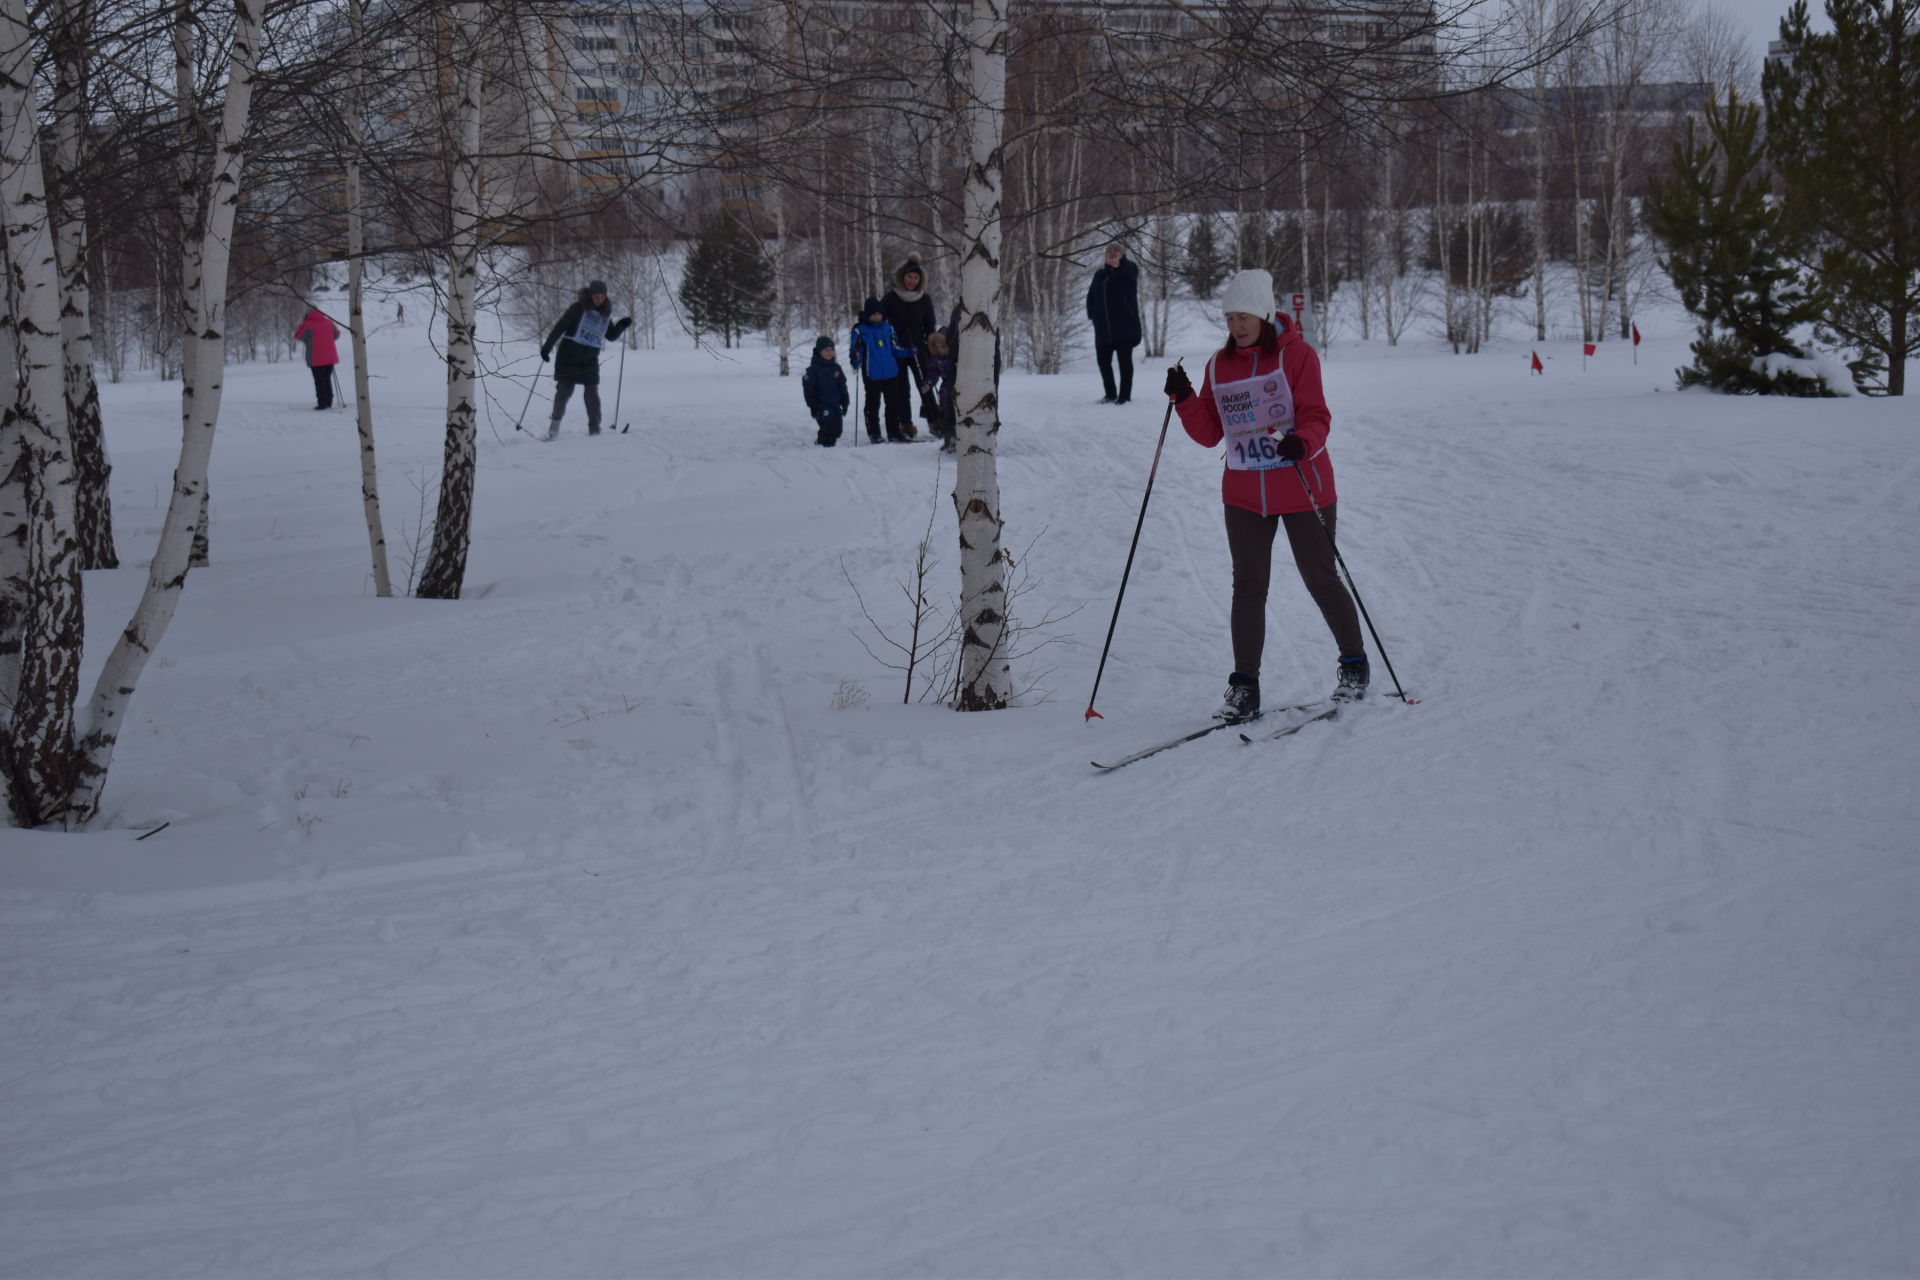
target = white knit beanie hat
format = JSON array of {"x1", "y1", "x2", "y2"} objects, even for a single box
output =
[{"x1": 1219, "y1": 268, "x2": 1275, "y2": 319}]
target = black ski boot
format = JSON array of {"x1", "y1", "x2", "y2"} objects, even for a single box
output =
[
  {"x1": 1214, "y1": 671, "x2": 1260, "y2": 724},
  {"x1": 1333, "y1": 654, "x2": 1370, "y2": 703}
]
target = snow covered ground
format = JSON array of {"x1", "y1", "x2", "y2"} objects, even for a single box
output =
[{"x1": 4, "y1": 283, "x2": 1917, "y2": 1279}]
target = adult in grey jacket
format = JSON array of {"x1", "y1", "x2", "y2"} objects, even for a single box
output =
[{"x1": 1086, "y1": 244, "x2": 1141, "y2": 404}]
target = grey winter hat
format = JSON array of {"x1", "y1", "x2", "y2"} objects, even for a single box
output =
[
  {"x1": 814, "y1": 334, "x2": 835, "y2": 353},
  {"x1": 587, "y1": 280, "x2": 609, "y2": 295}
]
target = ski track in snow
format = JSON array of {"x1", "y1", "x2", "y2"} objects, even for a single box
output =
[{"x1": 4, "y1": 293, "x2": 1918, "y2": 1279}]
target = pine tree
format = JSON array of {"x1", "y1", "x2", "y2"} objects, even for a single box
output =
[
  {"x1": 1181, "y1": 216, "x2": 1227, "y2": 298},
  {"x1": 678, "y1": 214, "x2": 772, "y2": 348},
  {"x1": 1763, "y1": 0, "x2": 1919, "y2": 395},
  {"x1": 1644, "y1": 88, "x2": 1836, "y2": 395}
]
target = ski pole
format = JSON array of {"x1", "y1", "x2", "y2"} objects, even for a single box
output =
[
  {"x1": 1085, "y1": 361, "x2": 1183, "y2": 722},
  {"x1": 332, "y1": 367, "x2": 346, "y2": 409},
  {"x1": 1290, "y1": 461, "x2": 1415, "y2": 703},
  {"x1": 511, "y1": 373, "x2": 539, "y2": 433},
  {"x1": 613, "y1": 333, "x2": 628, "y2": 433}
]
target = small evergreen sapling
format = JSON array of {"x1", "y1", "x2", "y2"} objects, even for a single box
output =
[{"x1": 1645, "y1": 87, "x2": 1838, "y2": 395}]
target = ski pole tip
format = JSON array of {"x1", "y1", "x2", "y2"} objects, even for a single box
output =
[{"x1": 1084, "y1": 706, "x2": 1103, "y2": 721}]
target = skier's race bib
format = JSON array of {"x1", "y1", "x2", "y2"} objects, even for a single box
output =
[
  {"x1": 1210, "y1": 354, "x2": 1295, "y2": 471},
  {"x1": 571, "y1": 308, "x2": 609, "y2": 350}
]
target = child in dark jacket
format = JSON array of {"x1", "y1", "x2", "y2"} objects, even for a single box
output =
[
  {"x1": 923, "y1": 330, "x2": 953, "y2": 447},
  {"x1": 802, "y1": 335, "x2": 850, "y2": 447},
  {"x1": 848, "y1": 297, "x2": 915, "y2": 443}
]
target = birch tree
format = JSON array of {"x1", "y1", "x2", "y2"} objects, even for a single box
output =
[
  {"x1": 1, "y1": 0, "x2": 84, "y2": 826},
  {"x1": 345, "y1": 0, "x2": 391, "y2": 597},
  {"x1": 49, "y1": 0, "x2": 115, "y2": 570},
  {"x1": 415, "y1": 1, "x2": 485, "y2": 601},
  {"x1": 952, "y1": 0, "x2": 1012, "y2": 711},
  {"x1": 65, "y1": 0, "x2": 264, "y2": 824}
]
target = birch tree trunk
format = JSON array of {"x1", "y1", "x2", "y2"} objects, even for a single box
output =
[
  {"x1": 1147, "y1": 210, "x2": 1173, "y2": 358},
  {"x1": 1436, "y1": 132, "x2": 1458, "y2": 353},
  {"x1": 68, "y1": 0, "x2": 263, "y2": 824},
  {"x1": 951, "y1": 0, "x2": 1012, "y2": 711},
  {"x1": 1297, "y1": 146, "x2": 1312, "y2": 339},
  {"x1": 1531, "y1": 71, "x2": 1550, "y2": 342},
  {"x1": 1, "y1": 0, "x2": 84, "y2": 826},
  {"x1": 173, "y1": 6, "x2": 212, "y2": 571},
  {"x1": 51, "y1": 0, "x2": 114, "y2": 571},
  {"x1": 772, "y1": 195, "x2": 790, "y2": 376},
  {"x1": 1570, "y1": 118, "x2": 1593, "y2": 343},
  {"x1": 347, "y1": 0, "x2": 391, "y2": 597},
  {"x1": 416, "y1": 2, "x2": 485, "y2": 601}
]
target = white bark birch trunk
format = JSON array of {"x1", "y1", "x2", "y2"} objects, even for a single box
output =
[
  {"x1": 52, "y1": 0, "x2": 114, "y2": 571},
  {"x1": 1297, "y1": 147, "x2": 1312, "y2": 341},
  {"x1": 171, "y1": 7, "x2": 212, "y2": 571},
  {"x1": 1436, "y1": 134, "x2": 1457, "y2": 352},
  {"x1": 347, "y1": 0, "x2": 391, "y2": 597},
  {"x1": 416, "y1": 3, "x2": 484, "y2": 600},
  {"x1": 1531, "y1": 81, "x2": 1549, "y2": 342},
  {"x1": 951, "y1": 0, "x2": 1011, "y2": 711},
  {"x1": 1, "y1": 0, "x2": 84, "y2": 826},
  {"x1": 69, "y1": 0, "x2": 262, "y2": 824},
  {"x1": 773, "y1": 195, "x2": 790, "y2": 376}
]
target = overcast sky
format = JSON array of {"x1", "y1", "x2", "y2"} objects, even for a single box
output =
[{"x1": 1708, "y1": 0, "x2": 1829, "y2": 60}]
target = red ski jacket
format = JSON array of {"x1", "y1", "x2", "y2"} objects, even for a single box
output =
[
  {"x1": 1175, "y1": 316, "x2": 1335, "y2": 517},
  {"x1": 293, "y1": 309, "x2": 340, "y2": 368}
]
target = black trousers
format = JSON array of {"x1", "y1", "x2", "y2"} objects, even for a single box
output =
[
  {"x1": 863, "y1": 374, "x2": 912, "y2": 439},
  {"x1": 1224, "y1": 500, "x2": 1364, "y2": 674},
  {"x1": 311, "y1": 364, "x2": 334, "y2": 408},
  {"x1": 1096, "y1": 343, "x2": 1134, "y2": 401}
]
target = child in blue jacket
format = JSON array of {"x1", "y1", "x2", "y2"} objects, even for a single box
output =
[
  {"x1": 802, "y1": 335, "x2": 850, "y2": 446},
  {"x1": 849, "y1": 297, "x2": 915, "y2": 443}
]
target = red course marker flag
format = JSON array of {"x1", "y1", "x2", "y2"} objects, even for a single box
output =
[
  {"x1": 1530, "y1": 350, "x2": 1544, "y2": 374},
  {"x1": 1631, "y1": 323, "x2": 1641, "y2": 345},
  {"x1": 1583, "y1": 342, "x2": 1597, "y2": 357}
]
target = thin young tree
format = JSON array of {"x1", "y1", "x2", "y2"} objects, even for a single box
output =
[
  {"x1": 415, "y1": 1, "x2": 485, "y2": 601},
  {"x1": 344, "y1": 0, "x2": 392, "y2": 596},
  {"x1": 66, "y1": 0, "x2": 266, "y2": 824}
]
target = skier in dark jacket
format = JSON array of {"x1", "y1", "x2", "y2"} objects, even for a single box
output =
[
  {"x1": 802, "y1": 335, "x2": 850, "y2": 447},
  {"x1": 881, "y1": 255, "x2": 939, "y2": 429},
  {"x1": 539, "y1": 281, "x2": 632, "y2": 439},
  {"x1": 1087, "y1": 243, "x2": 1142, "y2": 404}
]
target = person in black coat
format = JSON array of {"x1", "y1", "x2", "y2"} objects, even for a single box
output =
[
  {"x1": 1086, "y1": 244, "x2": 1142, "y2": 404},
  {"x1": 881, "y1": 255, "x2": 939, "y2": 427},
  {"x1": 539, "y1": 280, "x2": 632, "y2": 438},
  {"x1": 801, "y1": 335, "x2": 850, "y2": 447}
]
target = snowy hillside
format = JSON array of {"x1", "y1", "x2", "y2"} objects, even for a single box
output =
[{"x1": 4, "y1": 286, "x2": 1917, "y2": 1278}]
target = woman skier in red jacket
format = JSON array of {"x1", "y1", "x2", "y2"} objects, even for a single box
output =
[
  {"x1": 292, "y1": 306, "x2": 341, "y2": 409},
  {"x1": 1165, "y1": 268, "x2": 1367, "y2": 723}
]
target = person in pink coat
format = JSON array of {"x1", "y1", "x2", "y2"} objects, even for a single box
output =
[
  {"x1": 1164, "y1": 268, "x2": 1366, "y2": 723},
  {"x1": 292, "y1": 306, "x2": 341, "y2": 409}
]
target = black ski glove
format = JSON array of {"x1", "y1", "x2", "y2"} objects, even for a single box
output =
[
  {"x1": 1163, "y1": 365, "x2": 1193, "y2": 404},
  {"x1": 540, "y1": 349, "x2": 550, "y2": 363},
  {"x1": 1275, "y1": 432, "x2": 1306, "y2": 462}
]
